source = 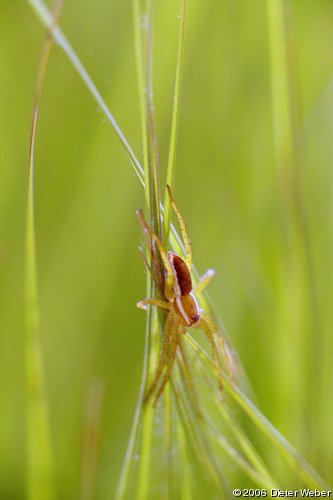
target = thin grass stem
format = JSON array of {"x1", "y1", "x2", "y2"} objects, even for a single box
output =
[
  {"x1": 133, "y1": 0, "x2": 150, "y2": 212},
  {"x1": 135, "y1": 2, "x2": 163, "y2": 496},
  {"x1": 177, "y1": 420, "x2": 191, "y2": 500},
  {"x1": 163, "y1": 0, "x2": 187, "y2": 243},
  {"x1": 26, "y1": 1, "x2": 330, "y2": 495},
  {"x1": 26, "y1": 0, "x2": 145, "y2": 186},
  {"x1": 172, "y1": 379, "x2": 226, "y2": 496},
  {"x1": 184, "y1": 339, "x2": 278, "y2": 489},
  {"x1": 114, "y1": 3, "x2": 154, "y2": 499},
  {"x1": 144, "y1": 0, "x2": 162, "y2": 237},
  {"x1": 187, "y1": 336, "x2": 331, "y2": 490},
  {"x1": 80, "y1": 379, "x2": 104, "y2": 500},
  {"x1": 114, "y1": 295, "x2": 154, "y2": 500}
]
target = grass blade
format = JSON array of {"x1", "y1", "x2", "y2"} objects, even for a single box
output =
[
  {"x1": 116, "y1": 2, "x2": 161, "y2": 497},
  {"x1": 267, "y1": 0, "x2": 320, "y2": 459},
  {"x1": 133, "y1": 0, "x2": 150, "y2": 211},
  {"x1": 230, "y1": 386, "x2": 330, "y2": 490},
  {"x1": 26, "y1": 0, "x2": 145, "y2": 186},
  {"x1": 163, "y1": 0, "x2": 187, "y2": 242},
  {"x1": 80, "y1": 379, "x2": 104, "y2": 500},
  {"x1": 25, "y1": 3, "x2": 63, "y2": 499},
  {"x1": 136, "y1": 2, "x2": 163, "y2": 496},
  {"x1": 187, "y1": 336, "x2": 331, "y2": 490},
  {"x1": 26, "y1": 1, "x2": 330, "y2": 494}
]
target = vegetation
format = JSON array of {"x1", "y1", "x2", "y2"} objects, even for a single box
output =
[{"x1": 0, "y1": 0, "x2": 332, "y2": 498}]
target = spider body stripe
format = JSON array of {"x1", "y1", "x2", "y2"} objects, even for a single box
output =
[
  {"x1": 168, "y1": 253, "x2": 181, "y2": 297},
  {"x1": 175, "y1": 296, "x2": 191, "y2": 326},
  {"x1": 174, "y1": 293, "x2": 200, "y2": 327}
]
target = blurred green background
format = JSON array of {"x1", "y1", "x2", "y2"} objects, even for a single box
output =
[{"x1": 1, "y1": 0, "x2": 333, "y2": 497}]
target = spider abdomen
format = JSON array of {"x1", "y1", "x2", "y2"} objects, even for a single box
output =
[{"x1": 168, "y1": 252, "x2": 192, "y2": 295}]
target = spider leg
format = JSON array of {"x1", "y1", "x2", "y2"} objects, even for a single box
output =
[
  {"x1": 195, "y1": 313, "x2": 224, "y2": 400},
  {"x1": 137, "y1": 298, "x2": 172, "y2": 311},
  {"x1": 137, "y1": 209, "x2": 174, "y2": 300},
  {"x1": 216, "y1": 326, "x2": 234, "y2": 386},
  {"x1": 153, "y1": 315, "x2": 179, "y2": 406},
  {"x1": 199, "y1": 312, "x2": 234, "y2": 385},
  {"x1": 139, "y1": 247, "x2": 164, "y2": 297},
  {"x1": 143, "y1": 310, "x2": 174, "y2": 404},
  {"x1": 166, "y1": 185, "x2": 192, "y2": 270},
  {"x1": 177, "y1": 331, "x2": 200, "y2": 412},
  {"x1": 193, "y1": 269, "x2": 216, "y2": 294}
]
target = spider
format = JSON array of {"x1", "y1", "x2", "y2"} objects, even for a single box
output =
[{"x1": 137, "y1": 186, "x2": 232, "y2": 406}]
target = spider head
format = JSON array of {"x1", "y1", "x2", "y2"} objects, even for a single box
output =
[{"x1": 174, "y1": 293, "x2": 200, "y2": 327}]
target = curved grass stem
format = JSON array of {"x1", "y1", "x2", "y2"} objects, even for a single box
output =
[
  {"x1": 26, "y1": 1, "x2": 331, "y2": 496},
  {"x1": 26, "y1": 0, "x2": 145, "y2": 186}
]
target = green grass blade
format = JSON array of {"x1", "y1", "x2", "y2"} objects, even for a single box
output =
[
  {"x1": 172, "y1": 382, "x2": 227, "y2": 496},
  {"x1": 230, "y1": 386, "x2": 330, "y2": 490},
  {"x1": 184, "y1": 339, "x2": 278, "y2": 489},
  {"x1": 163, "y1": 383, "x2": 172, "y2": 499},
  {"x1": 114, "y1": 3, "x2": 152, "y2": 497},
  {"x1": 25, "y1": 1, "x2": 330, "y2": 494},
  {"x1": 144, "y1": 0, "x2": 162, "y2": 236},
  {"x1": 136, "y1": 2, "x2": 163, "y2": 496},
  {"x1": 114, "y1": 291, "x2": 154, "y2": 500},
  {"x1": 133, "y1": 0, "x2": 150, "y2": 212},
  {"x1": 25, "y1": 187, "x2": 54, "y2": 500},
  {"x1": 116, "y1": 2, "x2": 162, "y2": 497},
  {"x1": 163, "y1": 0, "x2": 186, "y2": 242},
  {"x1": 26, "y1": 0, "x2": 145, "y2": 187},
  {"x1": 267, "y1": 0, "x2": 320, "y2": 460},
  {"x1": 136, "y1": 309, "x2": 159, "y2": 500},
  {"x1": 187, "y1": 336, "x2": 331, "y2": 490},
  {"x1": 177, "y1": 420, "x2": 191, "y2": 500},
  {"x1": 25, "y1": 3, "x2": 63, "y2": 499},
  {"x1": 80, "y1": 379, "x2": 104, "y2": 500}
]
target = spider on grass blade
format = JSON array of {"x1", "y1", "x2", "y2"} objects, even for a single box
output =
[{"x1": 137, "y1": 186, "x2": 232, "y2": 406}]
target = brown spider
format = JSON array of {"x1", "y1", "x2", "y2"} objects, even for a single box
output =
[{"x1": 137, "y1": 186, "x2": 232, "y2": 406}]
